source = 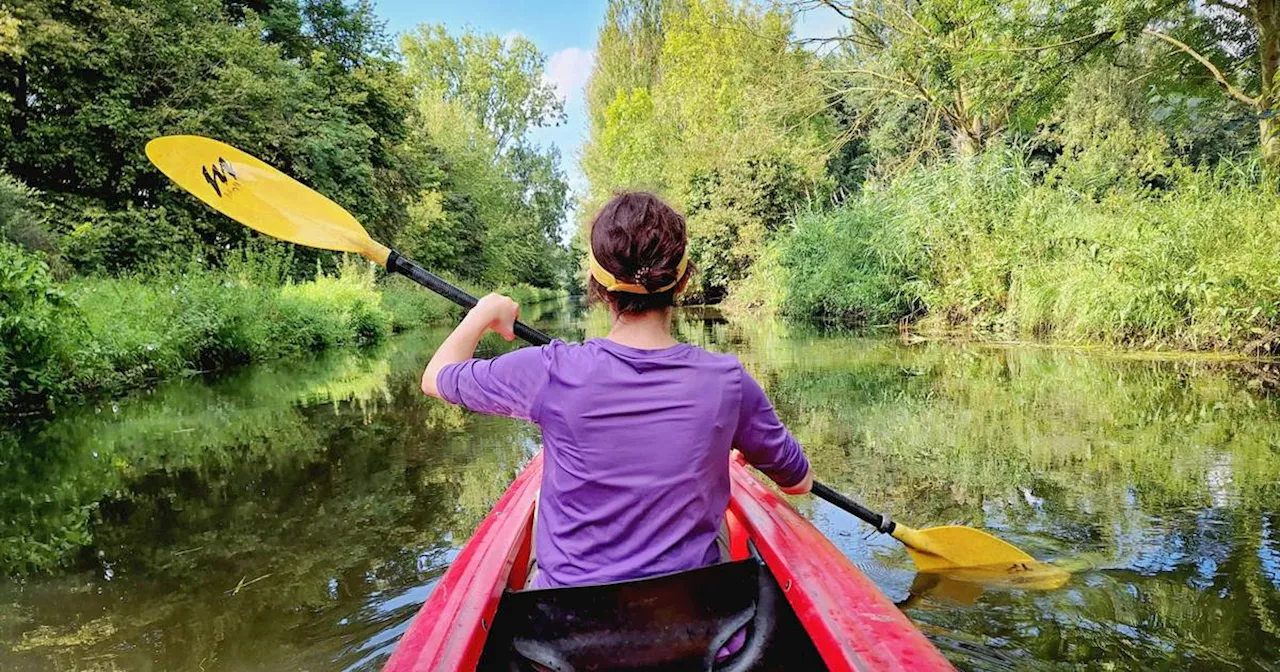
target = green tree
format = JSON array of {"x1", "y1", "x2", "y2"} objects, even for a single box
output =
[
  {"x1": 1138, "y1": 1, "x2": 1280, "y2": 166},
  {"x1": 398, "y1": 25, "x2": 570, "y2": 287},
  {"x1": 805, "y1": 0, "x2": 1115, "y2": 161},
  {"x1": 586, "y1": 0, "x2": 667, "y2": 132},
  {"x1": 503, "y1": 143, "x2": 571, "y2": 287},
  {"x1": 0, "y1": 0, "x2": 422, "y2": 268},
  {"x1": 1040, "y1": 62, "x2": 1180, "y2": 198},
  {"x1": 401, "y1": 25, "x2": 565, "y2": 155},
  {"x1": 582, "y1": 0, "x2": 834, "y2": 299}
]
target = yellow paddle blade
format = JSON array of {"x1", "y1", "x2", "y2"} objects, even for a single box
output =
[
  {"x1": 144, "y1": 136, "x2": 390, "y2": 265},
  {"x1": 892, "y1": 524, "x2": 1071, "y2": 586}
]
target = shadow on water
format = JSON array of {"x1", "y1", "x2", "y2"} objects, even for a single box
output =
[{"x1": 2, "y1": 299, "x2": 1279, "y2": 670}]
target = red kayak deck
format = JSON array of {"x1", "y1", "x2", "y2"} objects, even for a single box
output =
[{"x1": 384, "y1": 452, "x2": 953, "y2": 671}]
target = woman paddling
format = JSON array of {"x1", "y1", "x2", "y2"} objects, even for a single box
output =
[{"x1": 421, "y1": 191, "x2": 813, "y2": 590}]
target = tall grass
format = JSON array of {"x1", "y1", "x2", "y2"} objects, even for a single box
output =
[
  {"x1": 0, "y1": 246, "x2": 401, "y2": 414},
  {"x1": 1, "y1": 232, "x2": 569, "y2": 416},
  {"x1": 744, "y1": 152, "x2": 1280, "y2": 353},
  {"x1": 65, "y1": 256, "x2": 394, "y2": 399}
]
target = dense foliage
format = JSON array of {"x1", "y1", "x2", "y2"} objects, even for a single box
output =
[
  {"x1": 398, "y1": 24, "x2": 570, "y2": 287},
  {"x1": 0, "y1": 243, "x2": 70, "y2": 413},
  {"x1": 762, "y1": 152, "x2": 1280, "y2": 351},
  {"x1": 0, "y1": 1, "x2": 571, "y2": 415},
  {"x1": 582, "y1": 0, "x2": 1280, "y2": 352},
  {"x1": 582, "y1": 0, "x2": 834, "y2": 300},
  {"x1": 9, "y1": 0, "x2": 1280, "y2": 415},
  {"x1": 0, "y1": 0, "x2": 569, "y2": 281}
]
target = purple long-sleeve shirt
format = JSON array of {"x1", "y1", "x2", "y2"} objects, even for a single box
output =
[{"x1": 437, "y1": 338, "x2": 809, "y2": 589}]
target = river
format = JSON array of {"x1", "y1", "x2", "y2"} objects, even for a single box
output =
[{"x1": 2, "y1": 299, "x2": 1278, "y2": 670}]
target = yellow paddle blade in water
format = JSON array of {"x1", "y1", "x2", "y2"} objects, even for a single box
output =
[
  {"x1": 892, "y1": 524, "x2": 1071, "y2": 587},
  {"x1": 144, "y1": 136, "x2": 390, "y2": 265}
]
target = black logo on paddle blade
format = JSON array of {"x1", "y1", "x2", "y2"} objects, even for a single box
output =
[{"x1": 202, "y1": 158, "x2": 238, "y2": 197}]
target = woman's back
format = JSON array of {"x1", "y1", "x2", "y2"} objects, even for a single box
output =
[
  {"x1": 437, "y1": 337, "x2": 808, "y2": 588},
  {"x1": 423, "y1": 190, "x2": 810, "y2": 590}
]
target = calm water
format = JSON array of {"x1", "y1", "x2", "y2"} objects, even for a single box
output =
[{"x1": 2, "y1": 300, "x2": 1279, "y2": 670}]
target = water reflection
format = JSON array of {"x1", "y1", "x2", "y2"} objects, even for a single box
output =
[
  {"x1": 0, "y1": 324, "x2": 544, "y2": 670},
  {"x1": 1, "y1": 302, "x2": 1278, "y2": 670},
  {"x1": 711, "y1": 321, "x2": 1280, "y2": 670}
]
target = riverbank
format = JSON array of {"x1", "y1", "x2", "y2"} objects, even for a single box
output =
[
  {"x1": 0, "y1": 244, "x2": 561, "y2": 417},
  {"x1": 727, "y1": 153, "x2": 1280, "y2": 356}
]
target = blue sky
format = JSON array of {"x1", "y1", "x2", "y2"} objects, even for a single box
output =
[{"x1": 373, "y1": 1, "x2": 843, "y2": 203}]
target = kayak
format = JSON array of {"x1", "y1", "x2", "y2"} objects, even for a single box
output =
[{"x1": 384, "y1": 452, "x2": 954, "y2": 671}]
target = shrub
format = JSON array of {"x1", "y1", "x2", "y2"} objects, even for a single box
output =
[
  {"x1": 777, "y1": 201, "x2": 926, "y2": 327},
  {"x1": 0, "y1": 243, "x2": 75, "y2": 413},
  {"x1": 0, "y1": 172, "x2": 64, "y2": 275},
  {"x1": 379, "y1": 275, "x2": 463, "y2": 332},
  {"x1": 3, "y1": 241, "x2": 559, "y2": 417},
  {"x1": 500, "y1": 283, "x2": 564, "y2": 305},
  {"x1": 278, "y1": 260, "x2": 392, "y2": 348},
  {"x1": 378, "y1": 274, "x2": 563, "y2": 333},
  {"x1": 61, "y1": 206, "x2": 199, "y2": 275},
  {"x1": 685, "y1": 155, "x2": 814, "y2": 301},
  {"x1": 62, "y1": 257, "x2": 393, "y2": 402}
]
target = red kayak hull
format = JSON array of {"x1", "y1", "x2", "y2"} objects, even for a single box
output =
[{"x1": 384, "y1": 452, "x2": 953, "y2": 671}]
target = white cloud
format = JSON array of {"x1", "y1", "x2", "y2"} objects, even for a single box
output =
[{"x1": 543, "y1": 47, "x2": 595, "y2": 104}]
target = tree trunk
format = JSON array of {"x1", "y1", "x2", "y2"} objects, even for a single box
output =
[
  {"x1": 1261, "y1": 116, "x2": 1280, "y2": 168},
  {"x1": 952, "y1": 117, "x2": 984, "y2": 158},
  {"x1": 953, "y1": 128, "x2": 977, "y2": 157},
  {"x1": 1257, "y1": 0, "x2": 1280, "y2": 168},
  {"x1": 10, "y1": 63, "x2": 26, "y2": 142},
  {"x1": 951, "y1": 84, "x2": 981, "y2": 158}
]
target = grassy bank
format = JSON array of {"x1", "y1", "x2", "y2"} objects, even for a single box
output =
[
  {"x1": 730, "y1": 153, "x2": 1280, "y2": 354},
  {"x1": 2, "y1": 244, "x2": 564, "y2": 417}
]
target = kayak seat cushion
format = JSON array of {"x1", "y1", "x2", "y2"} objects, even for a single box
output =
[{"x1": 479, "y1": 559, "x2": 781, "y2": 672}]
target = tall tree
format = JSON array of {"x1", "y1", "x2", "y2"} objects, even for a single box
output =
[
  {"x1": 503, "y1": 143, "x2": 571, "y2": 286},
  {"x1": 0, "y1": 0, "x2": 423, "y2": 265},
  {"x1": 802, "y1": 0, "x2": 1114, "y2": 159},
  {"x1": 583, "y1": 0, "x2": 834, "y2": 298},
  {"x1": 401, "y1": 25, "x2": 565, "y2": 156},
  {"x1": 586, "y1": 0, "x2": 668, "y2": 132},
  {"x1": 397, "y1": 25, "x2": 570, "y2": 286}
]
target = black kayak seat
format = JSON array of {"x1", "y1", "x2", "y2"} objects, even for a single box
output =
[{"x1": 477, "y1": 557, "x2": 827, "y2": 672}]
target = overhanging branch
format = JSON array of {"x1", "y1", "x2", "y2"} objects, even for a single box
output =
[{"x1": 1144, "y1": 28, "x2": 1259, "y2": 107}]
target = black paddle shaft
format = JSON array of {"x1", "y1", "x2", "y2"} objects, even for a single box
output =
[
  {"x1": 387, "y1": 250, "x2": 554, "y2": 346},
  {"x1": 810, "y1": 480, "x2": 897, "y2": 535}
]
